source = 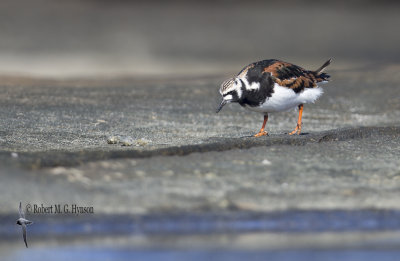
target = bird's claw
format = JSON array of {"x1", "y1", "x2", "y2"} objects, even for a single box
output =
[
  {"x1": 254, "y1": 131, "x2": 268, "y2": 137},
  {"x1": 289, "y1": 123, "x2": 302, "y2": 135}
]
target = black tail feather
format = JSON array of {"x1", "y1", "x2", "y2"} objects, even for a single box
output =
[{"x1": 315, "y1": 58, "x2": 332, "y2": 74}]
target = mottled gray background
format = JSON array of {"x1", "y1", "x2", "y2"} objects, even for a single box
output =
[
  {"x1": 1, "y1": 1, "x2": 400, "y2": 261},
  {"x1": 0, "y1": 0, "x2": 399, "y2": 77}
]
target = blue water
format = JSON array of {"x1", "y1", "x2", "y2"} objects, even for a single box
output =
[
  {"x1": 7, "y1": 248, "x2": 400, "y2": 261},
  {"x1": 3, "y1": 209, "x2": 400, "y2": 237},
  {"x1": 3, "y1": 210, "x2": 400, "y2": 261}
]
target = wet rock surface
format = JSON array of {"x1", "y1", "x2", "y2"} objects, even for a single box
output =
[
  {"x1": 0, "y1": 64, "x2": 399, "y2": 155},
  {"x1": 0, "y1": 66, "x2": 399, "y2": 259},
  {"x1": 1, "y1": 128, "x2": 399, "y2": 215}
]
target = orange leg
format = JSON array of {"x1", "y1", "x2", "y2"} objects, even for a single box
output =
[
  {"x1": 254, "y1": 114, "x2": 268, "y2": 137},
  {"x1": 289, "y1": 104, "x2": 303, "y2": 135}
]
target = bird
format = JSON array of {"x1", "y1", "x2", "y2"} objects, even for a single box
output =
[
  {"x1": 216, "y1": 58, "x2": 331, "y2": 137},
  {"x1": 16, "y1": 202, "x2": 33, "y2": 248}
]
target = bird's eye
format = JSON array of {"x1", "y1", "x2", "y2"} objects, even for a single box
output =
[{"x1": 223, "y1": 91, "x2": 234, "y2": 97}]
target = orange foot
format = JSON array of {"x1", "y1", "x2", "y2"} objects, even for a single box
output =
[
  {"x1": 289, "y1": 124, "x2": 302, "y2": 135},
  {"x1": 254, "y1": 131, "x2": 268, "y2": 137},
  {"x1": 290, "y1": 104, "x2": 303, "y2": 135}
]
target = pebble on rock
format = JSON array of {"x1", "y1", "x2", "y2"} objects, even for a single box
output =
[
  {"x1": 136, "y1": 138, "x2": 152, "y2": 146},
  {"x1": 120, "y1": 136, "x2": 134, "y2": 146},
  {"x1": 107, "y1": 136, "x2": 120, "y2": 144},
  {"x1": 107, "y1": 135, "x2": 151, "y2": 147}
]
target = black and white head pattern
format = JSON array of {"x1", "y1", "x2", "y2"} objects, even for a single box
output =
[{"x1": 219, "y1": 77, "x2": 243, "y2": 103}]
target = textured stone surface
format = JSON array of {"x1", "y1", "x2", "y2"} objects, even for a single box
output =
[
  {"x1": 1, "y1": 128, "x2": 399, "y2": 215},
  {"x1": 1, "y1": 66, "x2": 400, "y2": 260},
  {"x1": 0, "y1": 64, "x2": 399, "y2": 155}
]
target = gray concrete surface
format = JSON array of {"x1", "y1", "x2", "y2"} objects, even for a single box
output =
[
  {"x1": 0, "y1": 65, "x2": 399, "y2": 258},
  {"x1": 1, "y1": 127, "x2": 399, "y2": 215},
  {"x1": 0, "y1": 63, "x2": 399, "y2": 156}
]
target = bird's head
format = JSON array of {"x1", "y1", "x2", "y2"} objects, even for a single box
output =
[{"x1": 216, "y1": 77, "x2": 243, "y2": 113}]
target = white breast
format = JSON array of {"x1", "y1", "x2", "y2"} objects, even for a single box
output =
[{"x1": 245, "y1": 83, "x2": 323, "y2": 113}]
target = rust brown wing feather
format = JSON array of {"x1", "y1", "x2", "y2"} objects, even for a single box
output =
[{"x1": 263, "y1": 60, "x2": 331, "y2": 93}]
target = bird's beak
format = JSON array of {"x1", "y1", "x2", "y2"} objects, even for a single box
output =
[{"x1": 216, "y1": 99, "x2": 228, "y2": 113}]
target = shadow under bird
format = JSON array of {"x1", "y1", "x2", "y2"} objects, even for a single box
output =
[
  {"x1": 16, "y1": 202, "x2": 33, "y2": 248},
  {"x1": 217, "y1": 58, "x2": 332, "y2": 136}
]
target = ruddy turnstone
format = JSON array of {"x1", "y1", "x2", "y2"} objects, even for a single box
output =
[{"x1": 216, "y1": 58, "x2": 331, "y2": 136}]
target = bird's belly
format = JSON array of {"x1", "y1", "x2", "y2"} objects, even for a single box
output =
[{"x1": 245, "y1": 84, "x2": 323, "y2": 113}]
